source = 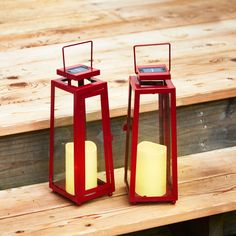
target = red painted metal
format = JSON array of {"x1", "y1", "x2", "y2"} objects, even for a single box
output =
[
  {"x1": 133, "y1": 43, "x2": 171, "y2": 81},
  {"x1": 49, "y1": 41, "x2": 115, "y2": 205},
  {"x1": 124, "y1": 43, "x2": 178, "y2": 203},
  {"x1": 57, "y1": 41, "x2": 100, "y2": 81}
]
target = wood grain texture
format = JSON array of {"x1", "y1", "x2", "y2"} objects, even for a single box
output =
[
  {"x1": 1, "y1": 98, "x2": 235, "y2": 190},
  {"x1": 0, "y1": 146, "x2": 235, "y2": 235},
  {"x1": 1, "y1": 0, "x2": 236, "y2": 51},
  {"x1": 0, "y1": 0, "x2": 236, "y2": 136}
]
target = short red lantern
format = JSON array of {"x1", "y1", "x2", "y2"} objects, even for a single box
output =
[
  {"x1": 49, "y1": 41, "x2": 115, "y2": 205},
  {"x1": 124, "y1": 43, "x2": 178, "y2": 203}
]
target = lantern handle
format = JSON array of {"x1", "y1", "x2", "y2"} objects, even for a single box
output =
[
  {"x1": 133, "y1": 42, "x2": 171, "y2": 74},
  {"x1": 62, "y1": 40, "x2": 93, "y2": 73}
]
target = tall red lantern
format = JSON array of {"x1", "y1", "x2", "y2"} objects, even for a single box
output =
[
  {"x1": 124, "y1": 43, "x2": 177, "y2": 203},
  {"x1": 49, "y1": 41, "x2": 115, "y2": 205}
]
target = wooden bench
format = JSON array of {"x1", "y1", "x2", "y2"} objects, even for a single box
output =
[
  {"x1": 0, "y1": 147, "x2": 235, "y2": 235},
  {"x1": 1, "y1": 0, "x2": 236, "y2": 190},
  {"x1": 0, "y1": 0, "x2": 236, "y2": 137},
  {"x1": 0, "y1": 0, "x2": 236, "y2": 234}
]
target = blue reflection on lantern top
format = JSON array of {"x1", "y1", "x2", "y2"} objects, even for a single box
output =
[{"x1": 139, "y1": 67, "x2": 166, "y2": 73}]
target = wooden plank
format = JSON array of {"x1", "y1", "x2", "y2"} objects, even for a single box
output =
[
  {"x1": 1, "y1": 98, "x2": 235, "y2": 190},
  {"x1": 0, "y1": 7, "x2": 236, "y2": 136},
  {"x1": 0, "y1": 146, "x2": 235, "y2": 235},
  {"x1": 1, "y1": 0, "x2": 236, "y2": 51}
]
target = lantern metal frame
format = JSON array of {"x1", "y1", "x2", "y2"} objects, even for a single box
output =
[
  {"x1": 49, "y1": 41, "x2": 115, "y2": 205},
  {"x1": 56, "y1": 40, "x2": 100, "y2": 81},
  {"x1": 124, "y1": 43, "x2": 178, "y2": 203}
]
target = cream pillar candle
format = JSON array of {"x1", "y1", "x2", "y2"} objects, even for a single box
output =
[
  {"x1": 65, "y1": 141, "x2": 97, "y2": 195},
  {"x1": 135, "y1": 141, "x2": 167, "y2": 197}
]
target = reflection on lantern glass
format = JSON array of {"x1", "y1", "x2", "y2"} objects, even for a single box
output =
[
  {"x1": 139, "y1": 67, "x2": 166, "y2": 73},
  {"x1": 67, "y1": 66, "x2": 89, "y2": 74}
]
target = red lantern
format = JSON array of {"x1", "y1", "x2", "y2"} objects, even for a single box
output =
[
  {"x1": 49, "y1": 41, "x2": 115, "y2": 205},
  {"x1": 124, "y1": 43, "x2": 177, "y2": 203}
]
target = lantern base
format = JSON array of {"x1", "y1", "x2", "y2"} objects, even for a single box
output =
[
  {"x1": 125, "y1": 179, "x2": 177, "y2": 203},
  {"x1": 50, "y1": 180, "x2": 114, "y2": 205}
]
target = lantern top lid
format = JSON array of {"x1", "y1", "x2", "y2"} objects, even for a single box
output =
[
  {"x1": 133, "y1": 43, "x2": 171, "y2": 81},
  {"x1": 57, "y1": 40, "x2": 100, "y2": 81}
]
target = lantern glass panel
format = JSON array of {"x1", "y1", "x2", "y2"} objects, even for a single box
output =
[
  {"x1": 135, "y1": 92, "x2": 173, "y2": 197},
  {"x1": 85, "y1": 95, "x2": 107, "y2": 189},
  {"x1": 53, "y1": 87, "x2": 74, "y2": 193},
  {"x1": 125, "y1": 85, "x2": 135, "y2": 187},
  {"x1": 158, "y1": 93, "x2": 173, "y2": 191},
  {"x1": 138, "y1": 94, "x2": 160, "y2": 144}
]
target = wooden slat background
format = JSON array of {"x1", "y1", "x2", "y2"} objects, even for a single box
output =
[
  {"x1": 0, "y1": 0, "x2": 236, "y2": 190},
  {"x1": 0, "y1": 98, "x2": 235, "y2": 190},
  {"x1": 1, "y1": 0, "x2": 236, "y2": 51},
  {"x1": 0, "y1": 1, "x2": 236, "y2": 234},
  {"x1": 0, "y1": 0, "x2": 236, "y2": 136}
]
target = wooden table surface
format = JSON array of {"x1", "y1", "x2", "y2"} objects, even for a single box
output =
[
  {"x1": 0, "y1": 146, "x2": 235, "y2": 235},
  {"x1": 1, "y1": 0, "x2": 236, "y2": 136}
]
